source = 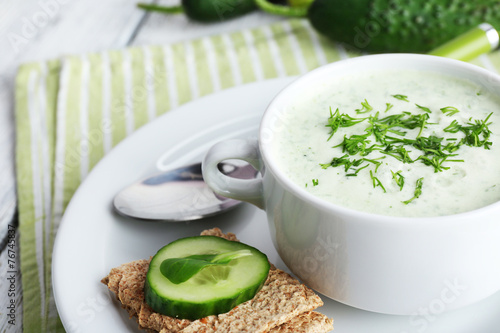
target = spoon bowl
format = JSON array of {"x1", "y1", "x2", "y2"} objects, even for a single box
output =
[{"x1": 113, "y1": 162, "x2": 258, "y2": 221}]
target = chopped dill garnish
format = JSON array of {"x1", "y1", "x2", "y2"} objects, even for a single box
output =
[
  {"x1": 320, "y1": 98, "x2": 493, "y2": 205},
  {"x1": 402, "y1": 178, "x2": 424, "y2": 204},
  {"x1": 384, "y1": 103, "x2": 394, "y2": 112},
  {"x1": 365, "y1": 112, "x2": 429, "y2": 144},
  {"x1": 440, "y1": 106, "x2": 460, "y2": 116},
  {"x1": 320, "y1": 154, "x2": 364, "y2": 172},
  {"x1": 355, "y1": 99, "x2": 374, "y2": 114},
  {"x1": 416, "y1": 155, "x2": 451, "y2": 173},
  {"x1": 312, "y1": 179, "x2": 319, "y2": 186},
  {"x1": 415, "y1": 104, "x2": 432, "y2": 113},
  {"x1": 370, "y1": 170, "x2": 386, "y2": 193},
  {"x1": 443, "y1": 113, "x2": 493, "y2": 149},
  {"x1": 333, "y1": 133, "x2": 374, "y2": 156},
  {"x1": 443, "y1": 120, "x2": 461, "y2": 133},
  {"x1": 380, "y1": 145, "x2": 413, "y2": 163},
  {"x1": 363, "y1": 157, "x2": 385, "y2": 173},
  {"x1": 392, "y1": 94, "x2": 410, "y2": 102},
  {"x1": 326, "y1": 107, "x2": 367, "y2": 140},
  {"x1": 391, "y1": 170, "x2": 405, "y2": 191},
  {"x1": 459, "y1": 112, "x2": 493, "y2": 149},
  {"x1": 346, "y1": 163, "x2": 369, "y2": 176}
]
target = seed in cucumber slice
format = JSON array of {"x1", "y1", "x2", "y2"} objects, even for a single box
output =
[{"x1": 145, "y1": 236, "x2": 270, "y2": 320}]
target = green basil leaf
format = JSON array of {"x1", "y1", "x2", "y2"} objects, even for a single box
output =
[{"x1": 160, "y1": 250, "x2": 251, "y2": 284}]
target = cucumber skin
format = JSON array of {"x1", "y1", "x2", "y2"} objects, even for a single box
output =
[
  {"x1": 144, "y1": 277, "x2": 267, "y2": 320},
  {"x1": 308, "y1": 0, "x2": 500, "y2": 53},
  {"x1": 144, "y1": 236, "x2": 270, "y2": 320},
  {"x1": 183, "y1": 0, "x2": 257, "y2": 22}
]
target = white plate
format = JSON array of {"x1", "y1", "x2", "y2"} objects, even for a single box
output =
[{"x1": 53, "y1": 78, "x2": 500, "y2": 333}]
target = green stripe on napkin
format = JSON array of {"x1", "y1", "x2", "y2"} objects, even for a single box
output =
[
  {"x1": 16, "y1": 59, "x2": 61, "y2": 332},
  {"x1": 14, "y1": 18, "x2": 500, "y2": 332}
]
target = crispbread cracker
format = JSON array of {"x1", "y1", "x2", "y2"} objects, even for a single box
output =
[
  {"x1": 270, "y1": 312, "x2": 333, "y2": 333},
  {"x1": 200, "y1": 227, "x2": 238, "y2": 241},
  {"x1": 101, "y1": 259, "x2": 191, "y2": 332},
  {"x1": 101, "y1": 228, "x2": 333, "y2": 332}
]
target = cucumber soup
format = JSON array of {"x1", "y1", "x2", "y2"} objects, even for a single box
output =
[{"x1": 272, "y1": 69, "x2": 500, "y2": 217}]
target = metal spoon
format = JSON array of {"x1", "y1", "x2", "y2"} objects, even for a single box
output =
[{"x1": 113, "y1": 162, "x2": 258, "y2": 221}]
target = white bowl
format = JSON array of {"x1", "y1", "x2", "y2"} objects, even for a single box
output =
[{"x1": 203, "y1": 54, "x2": 500, "y2": 315}]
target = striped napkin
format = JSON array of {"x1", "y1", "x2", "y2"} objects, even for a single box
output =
[{"x1": 14, "y1": 18, "x2": 500, "y2": 332}]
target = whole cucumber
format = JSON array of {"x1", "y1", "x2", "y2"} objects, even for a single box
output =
[
  {"x1": 308, "y1": 0, "x2": 500, "y2": 53},
  {"x1": 137, "y1": 0, "x2": 257, "y2": 23},
  {"x1": 183, "y1": 0, "x2": 257, "y2": 22}
]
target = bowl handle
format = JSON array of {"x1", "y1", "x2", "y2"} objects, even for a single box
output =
[{"x1": 202, "y1": 139, "x2": 264, "y2": 209}]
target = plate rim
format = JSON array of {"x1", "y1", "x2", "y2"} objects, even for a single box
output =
[{"x1": 51, "y1": 77, "x2": 296, "y2": 331}]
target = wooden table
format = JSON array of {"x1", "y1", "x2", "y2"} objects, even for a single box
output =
[{"x1": 0, "y1": 1, "x2": 283, "y2": 331}]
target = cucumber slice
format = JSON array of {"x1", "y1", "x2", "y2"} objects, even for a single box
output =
[{"x1": 145, "y1": 236, "x2": 270, "y2": 320}]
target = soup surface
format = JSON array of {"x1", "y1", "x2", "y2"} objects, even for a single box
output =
[{"x1": 272, "y1": 69, "x2": 500, "y2": 217}]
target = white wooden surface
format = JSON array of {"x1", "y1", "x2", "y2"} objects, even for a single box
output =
[{"x1": 0, "y1": 1, "x2": 282, "y2": 331}]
